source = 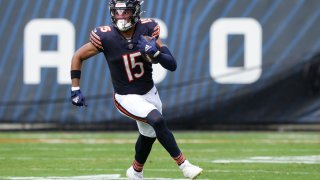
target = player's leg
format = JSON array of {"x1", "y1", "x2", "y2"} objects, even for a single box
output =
[
  {"x1": 114, "y1": 93, "x2": 157, "y2": 177},
  {"x1": 126, "y1": 133, "x2": 156, "y2": 179},
  {"x1": 133, "y1": 121, "x2": 157, "y2": 172},
  {"x1": 146, "y1": 109, "x2": 203, "y2": 179},
  {"x1": 115, "y1": 88, "x2": 202, "y2": 179},
  {"x1": 133, "y1": 133, "x2": 156, "y2": 171},
  {"x1": 144, "y1": 87, "x2": 203, "y2": 179},
  {"x1": 146, "y1": 109, "x2": 184, "y2": 163},
  {"x1": 143, "y1": 87, "x2": 185, "y2": 164}
]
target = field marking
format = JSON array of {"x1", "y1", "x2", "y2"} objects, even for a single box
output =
[
  {"x1": 1, "y1": 138, "x2": 320, "y2": 144},
  {"x1": 212, "y1": 155, "x2": 320, "y2": 164},
  {"x1": 0, "y1": 157, "x2": 131, "y2": 161},
  {"x1": 1, "y1": 147, "x2": 318, "y2": 153},
  {"x1": 2, "y1": 174, "x2": 199, "y2": 180},
  {"x1": 3, "y1": 154, "x2": 320, "y2": 163},
  {"x1": 0, "y1": 156, "x2": 214, "y2": 163},
  {"x1": 208, "y1": 169, "x2": 320, "y2": 175},
  {"x1": 4, "y1": 174, "x2": 121, "y2": 180},
  {"x1": 3, "y1": 175, "x2": 192, "y2": 180},
  {"x1": 2, "y1": 168, "x2": 319, "y2": 180}
]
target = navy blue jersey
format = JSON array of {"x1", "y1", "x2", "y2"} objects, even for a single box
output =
[{"x1": 89, "y1": 19, "x2": 160, "y2": 95}]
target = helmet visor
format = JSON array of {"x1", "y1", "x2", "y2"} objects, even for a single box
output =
[{"x1": 111, "y1": 9, "x2": 134, "y2": 19}]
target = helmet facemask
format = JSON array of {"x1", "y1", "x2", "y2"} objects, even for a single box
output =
[
  {"x1": 109, "y1": 0, "x2": 141, "y2": 32},
  {"x1": 111, "y1": 9, "x2": 134, "y2": 31}
]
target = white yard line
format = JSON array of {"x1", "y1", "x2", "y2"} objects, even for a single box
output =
[
  {"x1": 4, "y1": 174, "x2": 121, "y2": 180},
  {"x1": 2, "y1": 174, "x2": 202, "y2": 180},
  {"x1": 207, "y1": 169, "x2": 320, "y2": 175},
  {"x1": 0, "y1": 157, "x2": 131, "y2": 161},
  {"x1": 212, "y1": 155, "x2": 320, "y2": 164},
  {"x1": 4, "y1": 155, "x2": 320, "y2": 164},
  {"x1": 1, "y1": 138, "x2": 319, "y2": 144},
  {"x1": 2, "y1": 167, "x2": 320, "y2": 180},
  {"x1": 1, "y1": 147, "x2": 319, "y2": 153},
  {"x1": 0, "y1": 156, "x2": 213, "y2": 163},
  {"x1": 4, "y1": 168, "x2": 320, "y2": 175}
]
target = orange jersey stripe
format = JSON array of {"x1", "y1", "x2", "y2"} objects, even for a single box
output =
[
  {"x1": 152, "y1": 30, "x2": 160, "y2": 38},
  {"x1": 154, "y1": 25, "x2": 160, "y2": 31},
  {"x1": 91, "y1": 31, "x2": 101, "y2": 40},
  {"x1": 152, "y1": 31, "x2": 160, "y2": 38},
  {"x1": 90, "y1": 34, "x2": 102, "y2": 45},
  {"x1": 151, "y1": 25, "x2": 160, "y2": 38},
  {"x1": 90, "y1": 39, "x2": 104, "y2": 51}
]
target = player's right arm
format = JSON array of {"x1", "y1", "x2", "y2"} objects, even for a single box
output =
[
  {"x1": 71, "y1": 42, "x2": 100, "y2": 87},
  {"x1": 71, "y1": 27, "x2": 106, "y2": 88},
  {"x1": 70, "y1": 27, "x2": 106, "y2": 107},
  {"x1": 70, "y1": 42, "x2": 100, "y2": 107}
]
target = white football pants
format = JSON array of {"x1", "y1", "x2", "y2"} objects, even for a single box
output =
[{"x1": 114, "y1": 86, "x2": 162, "y2": 138}]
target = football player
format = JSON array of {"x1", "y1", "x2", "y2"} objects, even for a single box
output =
[{"x1": 70, "y1": 0, "x2": 203, "y2": 179}]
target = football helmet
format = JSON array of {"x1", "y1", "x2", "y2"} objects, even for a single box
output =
[{"x1": 109, "y1": 0, "x2": 141, "y2": 31}]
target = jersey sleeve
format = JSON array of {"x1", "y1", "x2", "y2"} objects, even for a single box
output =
[
  {"x1": 89, "y1": 27, "x2": 105, "y2": 52},
  {"x1": 151, "y1": 22, "x2": 160, "y2": 39},
  {"x1": 142, "y1": 19, "x2": 160, "y2": 39}
]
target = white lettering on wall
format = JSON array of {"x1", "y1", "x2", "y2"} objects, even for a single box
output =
[
  {"x1": 210, "y1": 18, "x2": 262, "y2": 84},
  {"x1": 24, "y1": 19, "x2": 75, "y2": 84}
]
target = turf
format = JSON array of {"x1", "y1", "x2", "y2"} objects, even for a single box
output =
[{"x1": 0, "y1": 132, "x2": 319, "y2": 179}]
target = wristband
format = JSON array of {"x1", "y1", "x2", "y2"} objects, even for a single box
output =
[
  {"x1": 71, "y1": 70, "x2": 81, "y2": 79},
  {"x1": 153, "y1": 50, "x2": 160, "y2": 58},
  {"x1": 71, "y1": 87, "x2": 80, "y2": 91}
]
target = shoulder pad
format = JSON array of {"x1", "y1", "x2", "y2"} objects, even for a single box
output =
[
  {"x1": 140, "y1": 19, "x2": 160, "y2": 39},
  {"x1": 89, "y1": 26, "x2": 112, "y2": 52}
]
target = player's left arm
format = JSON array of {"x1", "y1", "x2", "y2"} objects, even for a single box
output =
[
  {"x1": 154, "y1": 38, "x2": 177, "y2": 71},
  {"x1": 137, "y1": 19, "x2": 177, "y2": 71},
  {"x1": 137, "y1": 35, "x2": 177, "y2": 71}
]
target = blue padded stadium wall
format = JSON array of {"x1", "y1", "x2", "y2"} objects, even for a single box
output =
[{"x1": 0, "y1": 0, "x2": 320, "y2": 128}]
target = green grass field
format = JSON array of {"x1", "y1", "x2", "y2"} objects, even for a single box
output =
[{"x1": 0, "y1": 132, "x2": 319, "y2": 180}]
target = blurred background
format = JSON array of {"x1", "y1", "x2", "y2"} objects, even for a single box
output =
[{"x1": 0, "y1": 0, "x2": 320, "y2": 131}]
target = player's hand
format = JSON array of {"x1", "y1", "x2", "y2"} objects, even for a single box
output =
[
  {"x1": 137, "y1": 35, "x2": 160, "y2": 58},
  {"x1": 71, "y1": 89, "x2": 87, "y2": 107}
]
